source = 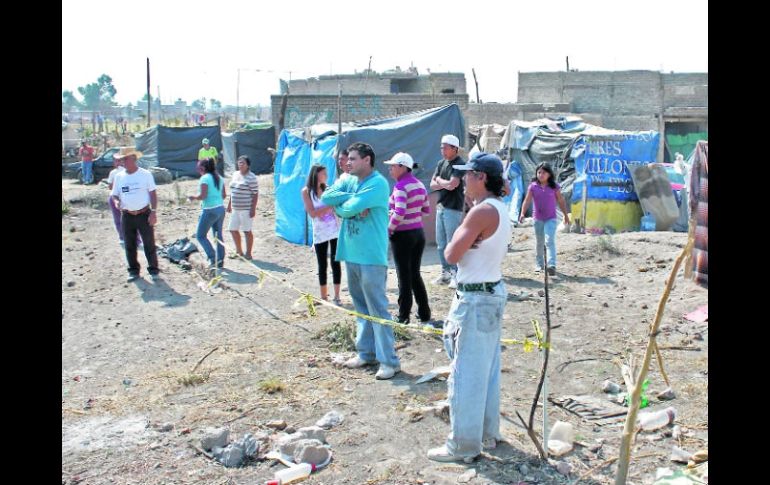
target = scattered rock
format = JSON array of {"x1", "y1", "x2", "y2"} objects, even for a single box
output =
[
  {"x1": 670, "y1": 446, "x2": 692, "y2": 463},
  {"x1": 266, "y1": 420, "x2": 287, "y2": 431},
  {"x1": 693, "y1": 332, "x2": 704, "y2": 341},
  {"x1": 657, "y1": 387, "x2": 676, "y2": 401},
  {"x1": 157, "y1": 423, "x2": 173, "y2": 432},
  {"x1": 295, "y1": 426, "x2": 326, "y2": 443},
  {"x1": 555, "y1": 461, "x2": 572, "y2": 475},
  {"x1": 293, "y1": 439, "x2": 330, "y2": 465},
  {"x1": 641, "y1": 304, "x2": 649, "y2": 309},
  {"x1": 315, "y1": 410, "x2": 344, "y2": 429},
  {"x1": 602, "y1": 302, "x2": 609, "y2": 307},
  {"x1": 457, "y1": 469, "x2": 477, "y2": 483},
  {"x1": 67, "y1": 281, "x2": 76, "y2": 287},
  {"x1": 518, "y1": 464, "x2": 529, "y2": 476},
  {"x1": 212, "y1": 443, "x2": 244, "y2": 468},
  {"x1": 602, "y1": 380, "x2": 621, "y2": 394},
  {"x1": 672, "y1": 425, "x2": 682, "y2": 440},
  {"x1": 537, "y1": 290, "x2": 545, "y2": 297},
  {"x1": 200, "y1": 427, "x2": 229, "y2": 451}
]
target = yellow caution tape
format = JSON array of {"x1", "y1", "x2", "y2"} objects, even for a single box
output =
[{"x1": 212, "y1": 236, "x2": 551, "y2": 351}]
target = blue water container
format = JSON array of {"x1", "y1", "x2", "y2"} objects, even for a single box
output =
[{"x1": 640, "y1": 212, "x2": 656, "y2": 232}]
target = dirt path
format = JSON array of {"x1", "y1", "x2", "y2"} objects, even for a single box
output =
[{"x1": 62, "y1": 177, "x2": 707, "y2": 485}]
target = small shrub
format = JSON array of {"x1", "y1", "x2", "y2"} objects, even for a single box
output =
[
  {"x1": 316, "y1": 321, "x2": 357, "y2": 351},
  {"x1": 258, "y1": 378, "x2": 285, "y2": 394},
  {"x1": 595, "y1": 235, "x2": 621, "y2": 255}
]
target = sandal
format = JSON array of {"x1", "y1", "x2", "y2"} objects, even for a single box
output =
[{"x1": 333, "y1": 297, "x2": 343, "y2": 307}]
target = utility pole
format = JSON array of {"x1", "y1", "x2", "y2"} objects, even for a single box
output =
[
  {"x1": 337, "y1": 83, "x2": 342, "y2": 137},
  {"x1": 566, "y1": 56, "x2": 570, "y2": 72},
  {"x1": 146, "y1": 58, "x2": 151, "y2": 128},
  {"x1": 236, "y1": 68, "x2": 240, "y2": 125},
  {"x1": 472, "y1": 68, "x2": 480, "y2": 104}
]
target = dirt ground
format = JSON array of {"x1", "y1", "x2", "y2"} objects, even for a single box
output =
[{"x1": 62, "y1": 176, "x2": 707, "y2": 485}]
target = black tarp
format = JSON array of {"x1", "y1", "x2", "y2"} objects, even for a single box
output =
[
  {"x1": 336, "y1": 104, "x2": 465, "y2": 189},
  {"x1": 221, "y1": 126, "x2": 276, "y2": 175},
  {"x1": 134, "y1": 125, "x2": 222, "y2": 178}
]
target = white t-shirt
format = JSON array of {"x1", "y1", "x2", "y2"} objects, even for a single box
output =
[
  {"x1": 111, "y1": 168, "x2": 157, "y2": 211},
  {"x1": 107, "y1": 166, "x2": 125, "y2": 186}
]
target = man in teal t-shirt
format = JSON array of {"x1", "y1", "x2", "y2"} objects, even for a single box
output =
[{"x1": 322, "y1": 142, "x2": 400, "y2": 380}]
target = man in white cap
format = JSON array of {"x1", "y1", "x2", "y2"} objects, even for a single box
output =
[
  {"x1": 430, "y1": 134, "x2": 465, "y2": 289},
  {"x1": 198, "y1": 138, "x2": 218, "y2": 162},
  {"x1": 110, "y1": 147, "x2": 160, "y2": 282}
]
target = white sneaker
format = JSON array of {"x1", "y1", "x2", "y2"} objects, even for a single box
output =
[
  {"x1": 448, "y1": 272, "x2": 458, "y2": 289},
  {"x1": 375, "y1": 364, "x2": 401, "y2": 380},
  {"x1": 344, "y1": 356, "x2": 375, "y2": 369},
  {"x1": 432, "y1": 271, "x2": 451, "y2": 285},
  {"x1": 427, "y1": 445, "x2": 475, "y2": 463}
]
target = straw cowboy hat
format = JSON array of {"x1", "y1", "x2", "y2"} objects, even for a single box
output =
[{"x1": 114, "y1": 147, "x2": 143, "y2": 160}]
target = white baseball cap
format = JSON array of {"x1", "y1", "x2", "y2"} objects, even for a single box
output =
[
  {"x1": 441, "y1": 134, "x2": 460, "y2": 148},
  {"x1": 383, "y1": 152, "x2": 415, "y2": 169}
]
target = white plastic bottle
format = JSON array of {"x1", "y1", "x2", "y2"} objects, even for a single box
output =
[
  {"x1": 274, "y1": 463, "x2": 315, "y2": 484},
  {"x1": 637, "y1": 406, "x2": 676, "y2": 431}
]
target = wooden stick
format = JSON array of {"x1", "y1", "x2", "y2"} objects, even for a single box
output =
[
  {"x1": 652, "y1": 341, "x2": 671, "y2": 388},
  {"x1": 516, "y1": 410, "x2": 547, "y2": 459},
  {"x1": 191, "y1": 346, "x2": 219, "y2": 374},
  {"x1": 574, "y1": 452, "x2": 658, "y2": 484},
  {"x1": 658, "y1": 346, "x2": 701, "y2": 351},
  {"x1": 614, "y1": 239, "x2": 693, "y2": 485}
]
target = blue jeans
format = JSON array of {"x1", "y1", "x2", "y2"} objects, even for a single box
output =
[
  {"x1": 534, "y1": 218, "x2": 558, "y2": 268},
  {"x1": 82, "y1": 161, "x2": 94, "y2": 184},
  {"x1": 507, "y1": 175, "x2": 524, "y2": 223},
  {"x1": 196, "y1": 206, "x2": 226, "y2": 265},
  {"x1": 436, "y1": 206, "x2": 463, "y2": 273},
  {"x1": 442, "y1": 282, "x2": 506, "y2": 458},
  {"x1": 346, "y1": 262, "x2": 399, "y2": 368}
]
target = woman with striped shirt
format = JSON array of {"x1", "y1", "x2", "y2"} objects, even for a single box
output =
[{"x1": 385, "y1": 152, "x2": 432, "y2": 324}]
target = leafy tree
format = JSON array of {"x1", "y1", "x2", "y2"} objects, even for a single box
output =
[
  {"x1": 77, "y1": 74, "x2": 117, "y2": 111},
  {"x1": 209, "y1": 99, "x2": 222, "y2": 110},
  {"x1": 62, "y1": 90, "x2": 82, "y2": 110},
  {"x1": 191, "y1": 98, "x2": 207, "y2": 110}
]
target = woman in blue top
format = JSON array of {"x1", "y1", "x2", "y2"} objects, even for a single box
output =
[{"x1": 188, "y1": 158, "x2": 227, "y2": 269}]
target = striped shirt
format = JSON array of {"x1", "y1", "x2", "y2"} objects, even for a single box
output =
[
  {"x1": 388, "y1": 172, "x2": 430, "y2": 233},
  {"x1": 229, "y1": 171, "x2": 259, "y2": 210}
]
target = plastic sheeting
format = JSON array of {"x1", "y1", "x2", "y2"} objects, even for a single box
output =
[
  {"x1": 336, "y1": 104, "x2": 465, "y2": 190},
  {"x1": 273, "y1": 104, "x2": 465, "y2": 245},
  {"x1": 221, "y1": 126, "x2": 276, "y2": 176},
  {"x1": 274, "y1": 131, "x2": 339, "y2": 245},
  {"x1": 134, "y1": 125, "x2": 222, "y2": 178}
]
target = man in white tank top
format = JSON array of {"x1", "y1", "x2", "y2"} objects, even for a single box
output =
[{"x1": 428, "y1": 153, "x2": 510, "y2": 463}]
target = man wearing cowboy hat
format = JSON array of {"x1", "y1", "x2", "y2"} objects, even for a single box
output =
[{"x1": 110, "y1": 147, "x2": 161, "y2": 282}]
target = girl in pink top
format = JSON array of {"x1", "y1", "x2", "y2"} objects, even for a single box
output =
[{"x1": 519, "y1": 163, "x2": 569, "y2": 275}]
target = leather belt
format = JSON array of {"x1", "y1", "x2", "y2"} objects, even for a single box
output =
[
  {"x1": 455, "y1": 280, "x2": 501, "y2": 293},
  {"x1": 123, "y1": 206, "x2": 150, "y2": 215}
]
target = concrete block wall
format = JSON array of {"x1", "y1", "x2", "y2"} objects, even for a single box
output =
[
  {"x1": 662, "y1": 73, "x2": 708, "y2": 108},
  {"x1": 271, "y1": 94, "x2": 469, "y2": 130},
  {"x1": 289, "y1": 77, "x2": 392, "y2": 95},
  {"x1": 518, "y1": 70, "x2": 709, "y2": 115}
]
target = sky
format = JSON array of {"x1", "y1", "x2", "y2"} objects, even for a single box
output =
[{"x1": 62, "y1": 0, "x2": 708, "y2": 108}]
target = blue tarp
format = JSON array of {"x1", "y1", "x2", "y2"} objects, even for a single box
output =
[
  {"x1": 135, "y1": 125, "x2": 221, "y2": 178},
  {"x1": 274, "y1": 131, "x2": 339, "y2": 245},
  {"x1": 273, "y1": 104, "x2": 465, "y2": 245},
  {"x1": 571, "y1": 131, "x2": 660, "y2": 202}
]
